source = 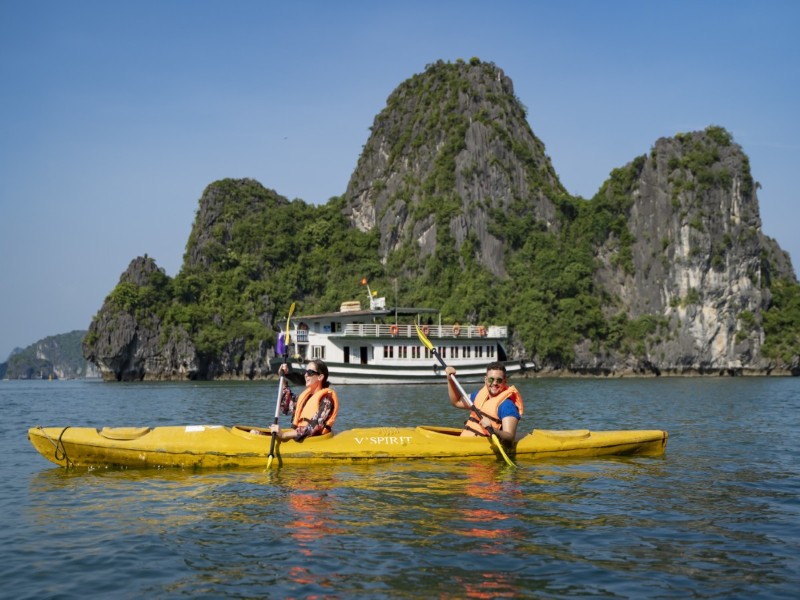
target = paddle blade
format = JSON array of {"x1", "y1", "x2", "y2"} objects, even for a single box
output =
[
  {"x1": 415, "y1": 323, "x2": 434, "y2": 351},
  {"x1": 285, "y1": 302, "x2": 296, "y2": 346},
  {"x1": 490, "y1": 434, "x2": 517, "y2": 468},
  {"x1": 267, "y1": 430, "x2": 278, "y2": 470}
]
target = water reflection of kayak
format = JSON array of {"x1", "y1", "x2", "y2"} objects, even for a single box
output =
[{"x1": 28, "y1": 424, "x2": 667, "y2": 469}]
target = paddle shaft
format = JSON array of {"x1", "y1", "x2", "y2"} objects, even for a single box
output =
[
  {"x1": 433, "y1": 352, "x2": 492, "y2": 431},
  {"x1": 268, "y1": 303, "x2": 295, "y2": 467},
  {"x1": 267, "y1": 374, "x2": 285, "y2": 459}
]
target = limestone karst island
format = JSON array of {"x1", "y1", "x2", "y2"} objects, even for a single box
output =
[{"x1": 25, "y1": 58, "x2": 798, "y2": 382}]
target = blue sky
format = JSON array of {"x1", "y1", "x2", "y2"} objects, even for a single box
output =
[{"x1": 1, "y1": 0, "x2": 798, "y2": 362}]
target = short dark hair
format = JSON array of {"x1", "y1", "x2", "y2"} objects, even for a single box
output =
[{"x1": 485, "y1": 362, "x2": 506, "y2": 375}]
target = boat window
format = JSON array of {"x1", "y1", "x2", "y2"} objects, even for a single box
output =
[
  {"x1": 438, "y1": 346, "x2": 446, "y2": 359},
  {"x1": 412, "y1": 346, "x2": 421, "y2": 359},
  {"x1": 398, "y1": 346, "x2": 408, "y2": 359},
  {"x1": 383, "y1": 345, "x2": 394, "y2": 358},
  {"x1": 451, "y1": 347, "x2": 460, "y2": 359},
  {"x1": 475, "y1": 345, "x2": 483, "y2": 358},
  {"x1": 463, "y1": 346, "x2": 471, "y2": 358},
  {"x1": 312, "y1": 346, "x2": 326, "y2": 359}
]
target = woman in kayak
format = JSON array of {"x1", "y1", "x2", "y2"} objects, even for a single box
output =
[
  {"x1": 445, "y1": 362, "x2": 523, "y2": 443},
  {"x1": 271, "y1": 360, "x2": 339, "y2": 441}
]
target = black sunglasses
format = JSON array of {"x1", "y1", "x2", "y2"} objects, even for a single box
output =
[{"x1": 305, "y1": 368, "x2": 320, "y2": 377}]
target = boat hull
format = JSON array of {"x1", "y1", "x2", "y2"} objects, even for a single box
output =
[
  {"x1": 28, "y1": 424, "x2": 668, "y2": 469},
  {"x1": 290, "y1": 359, "x2": 533, "y2": 385}
]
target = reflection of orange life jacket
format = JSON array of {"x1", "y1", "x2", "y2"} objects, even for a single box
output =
[
  {"x1": 462, "y1": 385, "x2": 523, "y2": 437},
  {"x1": 292, "y1": 387, "x2": 339, "y2": 433}
]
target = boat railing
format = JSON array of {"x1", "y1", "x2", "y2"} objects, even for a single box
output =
[{"x1": 339, "y1": 323, "x2": 506, "y2": 339}]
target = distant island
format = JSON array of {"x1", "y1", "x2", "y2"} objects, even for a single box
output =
[{"x1": 0, "y1": 330, "x2": 99, "y2": 380}]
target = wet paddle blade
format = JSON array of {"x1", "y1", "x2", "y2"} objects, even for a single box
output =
[{"x1": 491, "y1": 434, "x2": 516, "y2": 468}]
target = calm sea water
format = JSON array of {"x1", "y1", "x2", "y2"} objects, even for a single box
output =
[{"x1": 2, "y1": 377, "x2": 798, "y2": 599}]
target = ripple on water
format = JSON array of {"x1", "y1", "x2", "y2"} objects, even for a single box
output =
[{"x1": 3, "y1": 378, "x2": 800, "y2": 599}]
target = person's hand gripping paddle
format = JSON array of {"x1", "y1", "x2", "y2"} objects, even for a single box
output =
[{"x1": 415, "y1": 324, "x2": 516, "y2": 467}]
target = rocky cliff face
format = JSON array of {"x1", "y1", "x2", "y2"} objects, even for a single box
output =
[
  {"x1": 84, "y1": 185, "x2": 282, "y2": 381},
  {"x1": 83, "y1": 257, "x2": 199, "y2": 381},
  {"x1": 342, "y1": 58, "x2": 564, "y2": 276},
  {"x1": 338, "y1": 60, "x2": 796, "y2": 375},
  {"x1": 582, "y1": 129, "x2": 796, "y2": 374},
  {"x1": 82, "y1": 59, "x2": 798, "y2": 379},
  {"x1": 184, "y1": 178, "x2": 289, "y2": 272}
]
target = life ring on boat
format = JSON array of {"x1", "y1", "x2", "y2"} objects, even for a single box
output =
[
  {"x1": 421, "y1": 325, "x2": 430, "y2": 335},
  {"x1": 452, "y1": 323, "x2": 461, "y2": 336},
  {"x1": 477, "y1": 326, "x2": 487, "y2": 337},
  {"x1": 389, "y1": 324, "x2": 399, "y2": 336}
]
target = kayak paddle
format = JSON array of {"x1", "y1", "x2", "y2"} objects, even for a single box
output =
[
  {"x1": 267, "y1": 302, "x2": 295, "y2": 469},
  {"x1": 415, "y1": 323, "x2": 516, "y2": 467}
]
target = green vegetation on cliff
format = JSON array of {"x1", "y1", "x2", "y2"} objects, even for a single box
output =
[
  {"x1": 166, "y1": 183, "x2": 384, "y2": 355},
  {"x1": 762, "y1": 277, "x2": 800, "y2": 364},
  {"x1": 84, "y1": 59, "x2": 800, "y2": 376}
]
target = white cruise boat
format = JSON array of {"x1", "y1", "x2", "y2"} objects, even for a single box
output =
[{"x1": 276, "y1": 289, "x2": 533, "y2": 385}]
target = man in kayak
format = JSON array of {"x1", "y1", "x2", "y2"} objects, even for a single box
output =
[
  {"x1": 445, "y1": 362, "x2": 523, "y2": 443},
  {"x1": 270, "y1": 359, "x2": 339, "y2": 441}
]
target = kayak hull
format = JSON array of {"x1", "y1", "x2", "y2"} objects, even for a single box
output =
[{"x1": 28, "y1": 424, "x2": 668, "y2": 469}]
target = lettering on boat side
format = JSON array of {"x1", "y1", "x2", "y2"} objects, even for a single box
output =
[{"x1": 353, "y1": 436, "x2": 413, "y2": 446}]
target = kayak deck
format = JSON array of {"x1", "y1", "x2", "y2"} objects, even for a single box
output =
[{"x1": 28, "y1": 424, "x2": 668, "y2": 469}]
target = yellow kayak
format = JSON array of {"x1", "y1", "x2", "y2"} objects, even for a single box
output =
[{"x1": 28, "y1": 424, "x2": 668, "y2": 469}]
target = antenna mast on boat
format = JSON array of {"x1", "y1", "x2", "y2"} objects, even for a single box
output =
[{"x1": 360, "y1": 278, "x2": 386, "y2": 311}]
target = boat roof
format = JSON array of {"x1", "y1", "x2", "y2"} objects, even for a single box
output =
[{"x1": 295, "y1": 306, "x2": 439, "y2": 320}]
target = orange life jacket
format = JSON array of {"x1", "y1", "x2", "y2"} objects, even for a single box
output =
[
  {"x1": 461, "y1": 385, "x2": 523, "y2": 437},
  {"x1": 292, "y1": 386, "x2": 339, "y2": 434}
]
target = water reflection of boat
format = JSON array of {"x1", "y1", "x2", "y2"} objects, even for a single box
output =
[
  {"x1": 274, "y1": 284, "x2": 533, "y2": 384},
  {"x1": 28, "y1": 424, "x2": 667, "y2": 469}
]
